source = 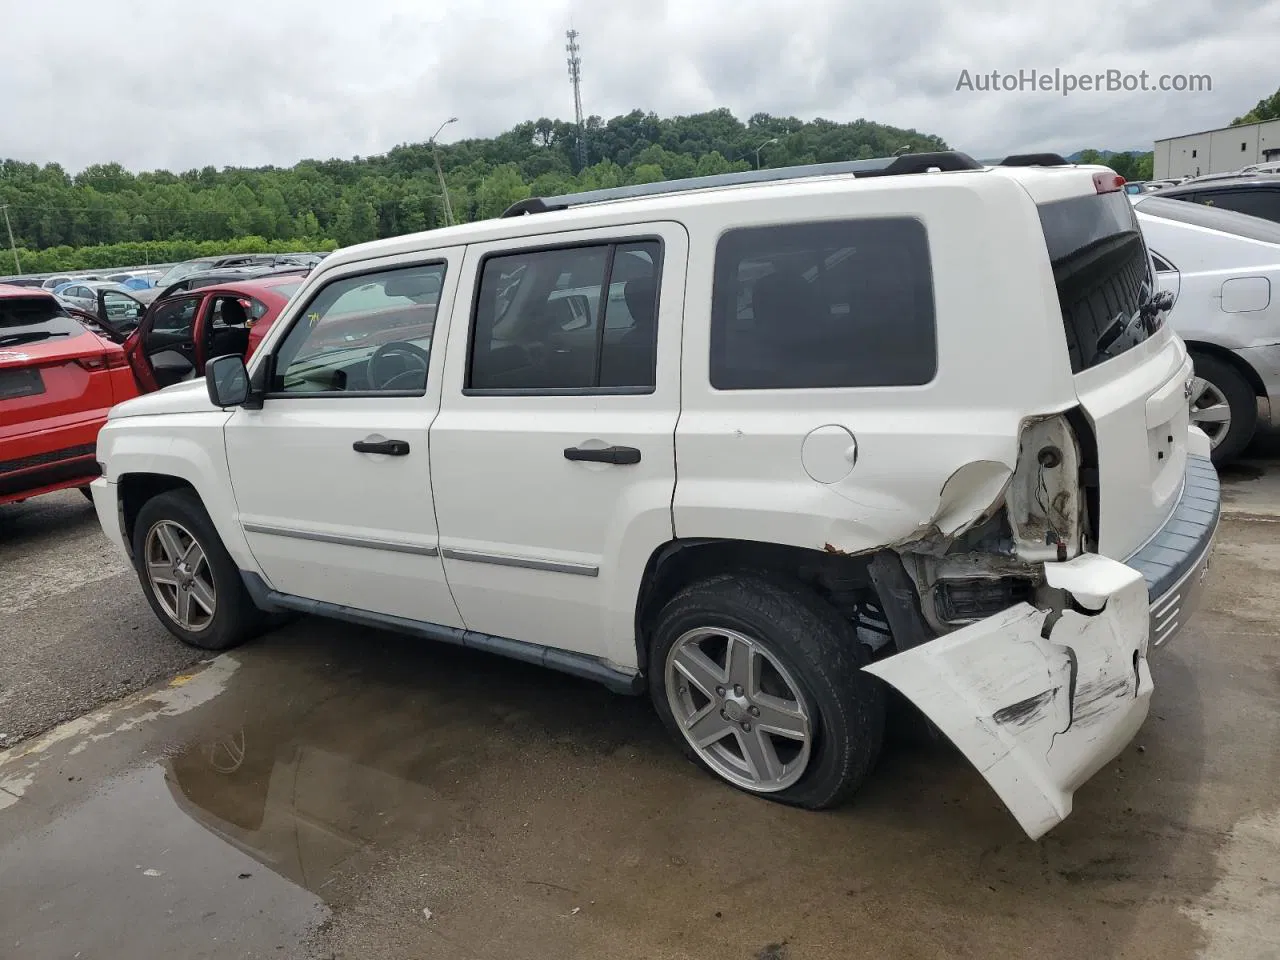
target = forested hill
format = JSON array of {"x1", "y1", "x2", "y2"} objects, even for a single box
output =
[{"x1": 0, "y1": 109, "x2": 946, "y2": 261}]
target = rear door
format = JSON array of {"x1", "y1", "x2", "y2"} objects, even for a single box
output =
[
  {"x1": 1036, "y1": 186, "x2": 1190, "y2": 560},
  {"x1": 429, "y1": 223, "x2": 685, "y2": 667}
]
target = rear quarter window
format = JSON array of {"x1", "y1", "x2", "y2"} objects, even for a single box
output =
[{"x1": 709, "y1": 218, "x2": 936, "y2": 390}]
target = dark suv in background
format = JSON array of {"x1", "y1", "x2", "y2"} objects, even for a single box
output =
[{"x1": 1153, "y1": 174, "x2": 1280, "y2": 224}]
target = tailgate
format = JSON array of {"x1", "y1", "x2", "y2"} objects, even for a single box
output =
[
  {"x1": 1033, "y1": 183, "x2": 1189, "y2": 559},
  {"x1": 1074, "y1": 329, "x2": 1192, "y2": 559}
]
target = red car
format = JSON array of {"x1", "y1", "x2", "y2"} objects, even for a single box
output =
[
  {"x1": 1, "y1": 275, "x2": 302, "y2": 505},
  {"x1": 0, "y1": 285, "x2": 138, "y2": 505},
  {"x1": 92, "y1": 273, "x2": 305, "y2": 390}
]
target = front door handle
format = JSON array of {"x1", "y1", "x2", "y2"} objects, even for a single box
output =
[
  {"x1": 563, "y1": 445, "x2": 641, "y2": 465},
  {"x1": 353, "y1": 438, "x2": 410, "y2": 456}
]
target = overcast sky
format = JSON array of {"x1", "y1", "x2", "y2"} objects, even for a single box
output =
[{"x1": 3, "y1": 0, "x2": 1278, "y2": 174}]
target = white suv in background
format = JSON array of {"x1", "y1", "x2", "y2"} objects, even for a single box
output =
[{"x1": 90, "y1": 153, "x2": 1219, "y2": 840}]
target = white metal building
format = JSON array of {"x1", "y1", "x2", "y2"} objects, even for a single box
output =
[{"x1": 1154, "y1": 118, "x2": 1280, "y2": 179}]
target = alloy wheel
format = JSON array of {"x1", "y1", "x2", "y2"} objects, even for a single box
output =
[
  {"x1": 664, "y1": 627, "x2": 812, "y2": 792},
  {"x1": 1189, "y1": 376, "x2": 1231, "y2": 447},
  {"x1": 144, "y1": 519, "x2": 216, "y2": 632}
]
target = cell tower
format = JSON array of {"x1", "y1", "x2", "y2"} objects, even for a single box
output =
[{"x1": 565, "y1": 29, "x2": 587, "y2": 169}]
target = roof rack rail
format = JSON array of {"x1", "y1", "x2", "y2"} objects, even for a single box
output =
[
  {"x1": 501, "y1": 151, "x2": 984, "y2": 217},
  {"x1": 999, "y1": 153, "x2": 1071, "y2": 167}
]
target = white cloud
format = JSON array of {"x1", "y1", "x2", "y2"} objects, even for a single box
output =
[{"x1": 1, "y1": 0, "x2": 1277, "y2": 172}]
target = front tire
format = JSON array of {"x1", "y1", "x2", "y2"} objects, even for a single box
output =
[
  {"x1": 132, "y1": 489, "x2": 264, "y2": 651},
  {"x1": 1190, "y1": 353, "x2": 1256, "y2": 465},
  {"x1": 648, "y1": 573, "x2": 885, "y2": 809}
]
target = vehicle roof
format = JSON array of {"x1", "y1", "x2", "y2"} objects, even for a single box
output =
[
  {"x1": 317, "y1": 159, "x2": 1113, "y2": 272},
  {"x1": 188, "y1": 276, "x2": 299, "y2": 303},
  {"x1": 0, "y1": 283, "x2": 59, "y2": 300},
  {"x1": 1158, "y1": 174, "x2": 1280, "y2": 194},
  {"x1": 1133, "y1": 194, "x2": 1280, "y2": 244}
]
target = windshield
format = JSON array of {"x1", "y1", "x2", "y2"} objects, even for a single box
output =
[
  {"x1": 1135, "y1": 195, "x2": 1280, "y2": 242},
  {"x1": 0, "y1": 296, "x2": 86, "y2": 346},
  {"x1": 1037, "y1": 191, "x2": 1162, "y2": 373},
  {"x1": 267, "y1": 280, "x2": 303, "y2": 299},
  {"x1": 155, "y1": 260, "x2": 211, "y2": 288}
]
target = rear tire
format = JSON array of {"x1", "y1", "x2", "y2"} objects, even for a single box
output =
[
  {"x1": 132, "y1": 489, "x2": 265, "y2": 651},
  {"x1": 648, "y1": 572, "x2": 885, "y2": 810},
  {"x1": 1190, "y1": 353, "x2": 1256, "y2": 465}
]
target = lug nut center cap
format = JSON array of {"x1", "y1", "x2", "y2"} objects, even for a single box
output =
[{"x1": 722, "y1": 695, "x2": 749, "y2": 724}]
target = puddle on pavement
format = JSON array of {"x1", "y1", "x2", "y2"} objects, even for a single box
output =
[{"x1": 0, "y1": 615, "x2": 1239, "y2": 960}]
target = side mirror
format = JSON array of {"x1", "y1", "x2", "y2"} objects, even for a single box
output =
[{"x1": 206, "y1": 354, "x2": 250, "y2": 407}]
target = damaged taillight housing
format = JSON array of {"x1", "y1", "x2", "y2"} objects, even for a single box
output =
[{"x1": 1005, "y1": 414, "x2": 1086, "y2": 563}]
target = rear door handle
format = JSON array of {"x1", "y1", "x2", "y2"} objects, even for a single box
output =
[
  {"x1": 353, "y1": 438, "x2": 410, "y2": 456},
  {"x1": 563, "y1": 445, "x2": 641, "y2": 465}
]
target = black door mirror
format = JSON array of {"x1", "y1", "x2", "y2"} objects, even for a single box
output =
[{"x1": 206, "y1": 354, "x2": 250, "y2": 407}]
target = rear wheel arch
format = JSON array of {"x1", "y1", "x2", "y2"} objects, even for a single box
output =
[
  {"x1": 633, "y1": 538, "x2": 879, "y2": 672},
  {"x1": 1185, "y1": 341, "x2": 1266, "y2": 398}
]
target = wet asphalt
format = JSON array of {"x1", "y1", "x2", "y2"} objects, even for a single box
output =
[{"x1": 2, "y1": 478, "x2": 1279, "y2": 959}]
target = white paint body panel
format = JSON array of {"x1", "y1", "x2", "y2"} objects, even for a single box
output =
[
  {"x1": 865, "y1": 553, "x2": 1153, "y2": 840},
  {"x1": 222, "y1": 247, "x2": 467, "y2": 627},
  {"x1": 91, "y1": 162, "x2": 1217, "y2": 839},
  {"x1": 428, "y1": 222, "x2": 687, "y2": 668}
]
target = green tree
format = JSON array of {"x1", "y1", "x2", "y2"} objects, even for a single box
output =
[{"x1": 1233, "y1": 86, "x2": 1280, "y2": 125}]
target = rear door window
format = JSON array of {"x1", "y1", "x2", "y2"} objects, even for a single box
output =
[
  {"x1": 1036, "y1": 192, "x2": 1160, "y2": 373},
  {"x1": 1191, "y1": 188, "x2": 1280, "y2": 223}
]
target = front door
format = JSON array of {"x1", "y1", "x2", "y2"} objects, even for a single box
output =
[
  {"x1": 222, "y1": 251, "x2": 464, "y2": 627},
  {"x1": 118, "y1": 293, "x2": 205, "y2": 389},
  {"x1": 429, "y1": 223, "x2": 687, "y2": 667}
]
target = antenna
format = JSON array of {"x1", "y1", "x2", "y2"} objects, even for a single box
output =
[{"x1": 565, "y1": 29, "x2": 587, "y2": 169}]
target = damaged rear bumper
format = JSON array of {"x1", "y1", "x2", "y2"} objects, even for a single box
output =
[{"x1": 864, "y1": 453, "x2": 1219, "y2": 840}]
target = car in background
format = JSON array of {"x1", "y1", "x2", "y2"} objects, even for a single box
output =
[
  {"x1": 1148, "y1": 174, "x2": 1280, "y2": 225},
  {"x1": 1131, "y1": 193, "x2": 1280, "y2": 462},
  {"x1": 90, "y1": 274, "x2": 305, "y2": 390},
  {"x1": 125, "y1": 263, "x2": 312, "y2": 307},
  {"x1": 106, "y1": 271, "x2": 162, "y2": 290},
  {"x1": 52, "y1": 279, "x2": 132, "y2": 314},
  {"x1": 1239, "y1": 161, "x2": 1280, "y2": 175},
  {"x1": 0, "y1": 277, "x2": 49, "y2": 289},
  {"x1": 40, "y1": 275, "x2": 74, "y2": 292},
  {"x1": 151, "y1": 253, "x2": 320, "y2": 291},
  {"x1": 0, "y1": 284, "x2": 139, "y2": 505}
]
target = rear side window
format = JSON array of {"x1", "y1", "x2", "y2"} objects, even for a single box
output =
[
  {"x1": 1192, "y1": 189, "x2": 1280, "y2": 224},
  {"x1": 709, "y1": 218, "x2": 936, "y2": 390},
  {"x1": 1136, "y1": 195, "x2": 1280, "y2": 243},
  {"x1": 1037, "y1": 192, "x2": 1159, "y2": 373}
]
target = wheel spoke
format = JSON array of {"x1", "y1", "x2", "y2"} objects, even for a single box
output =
[
  {"x1": 1189, "y1": 377, "x2": 1211, "y2": 405},
  {"x1": 751, "y1": 693, "x2": 808, "y2": 740},
  {"x1": 724, "y1": 635, "x2": 755, "y2": 693},
  {"x1": 180, "y1": 539, "x2": 203, "y2": 566},
  {"x1": 685, "y1": 704, "x2": 734, "y2": 748},
  {"x1": 736, "y1": 727, "x2": 782, "y2": 782},
  {"x1": 174, "y1": 584, "x2": 193, "y2": 629},
  {"x1": 189, "y1": 577, "x2": 216, "y2": 616},
  {"x1": 147, "y1": 562, "x2": 178, "y2": 586},
  {"x1": 1192, "y1": 403, "x2": 1230, "y2": 424},
  {"x1": 154, "y1": 524, "x2": 183, "y2": 564},
  {"x1": 671, "y1": 644, "x2": 726, "y2": 699}
]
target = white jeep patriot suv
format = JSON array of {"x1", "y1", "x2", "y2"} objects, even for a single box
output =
[{"x1": 91, "y1": 152, "x2": 1219, "y2": 840}]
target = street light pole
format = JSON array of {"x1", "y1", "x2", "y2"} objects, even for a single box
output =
[
  {"x1": 430, "y1": 117, "x2": 458, "y2": 227},
  {"x1": 755, "y1": 137, "x2": 779, "y2": 170},
  {"x1": 0, "y1": 205, "x2": 19, "y2": 273}
]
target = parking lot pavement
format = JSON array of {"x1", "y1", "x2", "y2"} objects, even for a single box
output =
[
  {"x1": 0, "y1": 490, "x2": 204, "y2": 747},
  {"x1": 2, "y1": 475, "x2": 1279, "y2": 959}
]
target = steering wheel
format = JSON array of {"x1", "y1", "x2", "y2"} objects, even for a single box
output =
[{"x1": 368, "y1": 340, "x2": 430, "y2": 391}]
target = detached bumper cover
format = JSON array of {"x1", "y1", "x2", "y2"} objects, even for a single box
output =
[{"x1": 864, "y1": 453, "x2": 1220, "y2": 840}]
